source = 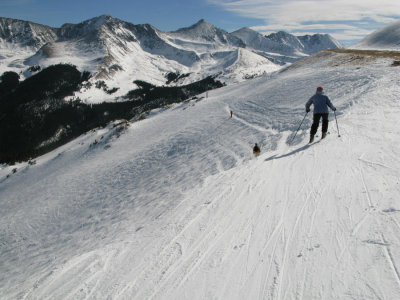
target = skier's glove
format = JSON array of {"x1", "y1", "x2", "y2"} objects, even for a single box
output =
[
  {"x1": 333, "y1": 107, "x2": 337, "y2": 111},
  {"x1": 306, "y1": 108, "x2": 310, "y2": 112}
]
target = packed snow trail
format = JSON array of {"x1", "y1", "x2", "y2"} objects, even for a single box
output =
[{"x1": 1, "y1": 51, "x2": 400, "y2": 299}]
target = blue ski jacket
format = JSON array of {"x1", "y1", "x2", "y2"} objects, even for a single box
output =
[{"x1": 305, "y1": 91, "x2": 336, "y2": 114}]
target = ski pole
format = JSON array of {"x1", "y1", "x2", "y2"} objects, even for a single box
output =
[
  {"x1": 334, "y1": 111, "x2": 341, "y2": 137},
  {"x1": 290, "y1": 112, "x2": 308, "y2": 144}
]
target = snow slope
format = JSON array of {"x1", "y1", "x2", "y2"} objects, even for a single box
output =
[
  {"x1": 352, "y1": 19, "x2": 400, "y2": 50},
  {"x1": 1, "y1": 50, "x2": 400, "y2": 299}
]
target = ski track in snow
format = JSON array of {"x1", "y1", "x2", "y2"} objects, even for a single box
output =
[{"x1": 1, "y1": 52, "x2": 400, "y2": 299}]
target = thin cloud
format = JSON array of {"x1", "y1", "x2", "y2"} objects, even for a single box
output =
[
  {"x1": 207, "y1": 0, "x2": 400, "y2": 42},
  {"x1": 251, "y1": 23, "x2": 357, "y2": 32}
]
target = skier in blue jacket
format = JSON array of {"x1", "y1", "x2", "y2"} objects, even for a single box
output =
[{"x1": 305, "y1": 87, "x2": 336, "y2": 143}]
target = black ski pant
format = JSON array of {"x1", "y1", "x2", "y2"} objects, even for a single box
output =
[{"x1": 310, "y1": 113, "x2": 329, "y2": 136}]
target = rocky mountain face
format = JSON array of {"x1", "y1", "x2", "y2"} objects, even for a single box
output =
[
  {"x1": 297, "y1": 34, "x2": 343, "y2": 54},
  {"x1": 226, "y1": 28, "x2": 343, "y2": 65},
  {"x1": 231, "y1": 28, "x2": 292, "y2": 54},
  {"x1": 0, "y1": 17, "x2": 57, "y2": 49},
  {"x1": 0, "y1": 15, "x2": 342, "y2": 101},
  {"x1": 234, "y1": 29, "x2": 342, "y2": 56}
]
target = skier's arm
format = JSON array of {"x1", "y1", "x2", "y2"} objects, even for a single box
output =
[
  {"x1": 305, "y1": 98, "x2": 313, "y2": 112},
  {"x1": 326, "y1": 97, "x2": 336, "y2": 111}
]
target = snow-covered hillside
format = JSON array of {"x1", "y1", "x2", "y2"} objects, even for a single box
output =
[
  {"x1": 1, "y1": 49, "x2": 400, "y2": 299},
  {"x1": 0, "y1": 16, "x2": 342, "y2": 102},
  {"x1": 352, "y1": 19, "x2": 400, "y2": 50}
]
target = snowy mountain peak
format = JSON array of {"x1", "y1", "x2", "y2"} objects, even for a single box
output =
[
  {"x1": 61, "y1": 14, "x2": 119, "y2": 28},
  {"x1": 266, "y1": 31, "x2": 304, "y2": 49},
  {"x1": 232, "y1": 27, "x2": 293, "y2": 55},
  {"x1": 172, "y1": 19, "x2": 245, "y2": 47},
  {"x1": 194, "y1": 19, "x2": 213, "y2": 27},
  {"x1": 0, "y1": 17, "x2": 57, "y2": 49},
  {"x1": 232, "y1": 27, "x2": 261, "y2": 41},
  {"x1": 265, "y1": 30, "x2": 342, "y2": 54},
  {"x1": 177, "y1": 19, "x2": 215, "y2": 33},
  {"x1": 58, "y1": 15, "x2": 126, "y2": 40},
  {"x1": 352, "y1": 19, "x2": 400, "y2": 50},
  {"x1": 298, "y1": 34, "x2": 343, "y2": 53},
  {"x1": 231, "y1": 27, "x2": 342, "y2": 62}
]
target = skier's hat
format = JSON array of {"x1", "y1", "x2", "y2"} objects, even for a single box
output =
[{"x1": 316, "y1": 86, "x2": 323, "y2": 92}]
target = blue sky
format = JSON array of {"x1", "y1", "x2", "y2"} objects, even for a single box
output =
[{"x1": 1, "y1": 0, "x2": 400, "y2": 45}]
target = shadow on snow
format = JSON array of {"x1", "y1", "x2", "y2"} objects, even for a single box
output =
[{"x1": 264, "y1": 140, "x2": 321, "y2": 162}]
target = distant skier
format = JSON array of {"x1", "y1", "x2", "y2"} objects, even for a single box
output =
[
  {"x1": 306, "y1": 87, "x2": 336, "y2": 143},
  {"x1": 253, "y1": 143, "x2": 261, "y2": 155},
  {"x1": 230, "y1": 110, "x2": 233, "y2": 118}
]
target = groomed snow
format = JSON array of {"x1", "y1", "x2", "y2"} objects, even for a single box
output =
[{"x1": 1, "y1": 50, "x2": 400, "y2": 299}]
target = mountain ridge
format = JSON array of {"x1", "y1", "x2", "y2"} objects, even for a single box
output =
[{"x1": 0, "y1": 15, "x2": 342, "y2": 102}]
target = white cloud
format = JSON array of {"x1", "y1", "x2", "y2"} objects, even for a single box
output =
[{"x1": 207, "y1": 0, "x2": 400, "y2": 42}]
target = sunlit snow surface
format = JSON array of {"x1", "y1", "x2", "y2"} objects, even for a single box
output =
[{"x1": 1, "y1": 51, "x2": 400, "y2": 299}]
